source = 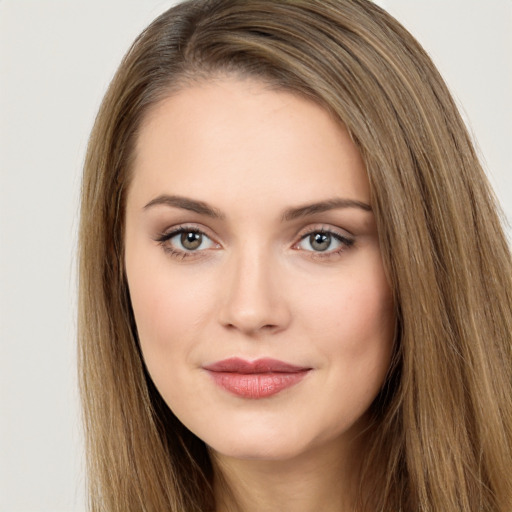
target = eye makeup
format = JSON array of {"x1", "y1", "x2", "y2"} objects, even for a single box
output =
[{"x1": 154, "y1": 222, "x2": 355, "y2": 262}]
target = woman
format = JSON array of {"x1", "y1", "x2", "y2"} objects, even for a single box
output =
[{"x1": 78, "y1": 0, "x2": 512, "y2": 510}]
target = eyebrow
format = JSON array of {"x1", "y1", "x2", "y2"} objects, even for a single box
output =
[
  {"x1": 281, "y1": 198, "x2": 372, "y2": 221},
  {"x1": 143, "y1": 194, "x2": 371, "y2": 221},
  {"x1": 143, "y1": 194, "x2": 225, "y2": 219}
]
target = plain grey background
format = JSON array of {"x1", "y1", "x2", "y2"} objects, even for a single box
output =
[{"x1": 0, "y1": 1, "x2": 510, "y2": 510}]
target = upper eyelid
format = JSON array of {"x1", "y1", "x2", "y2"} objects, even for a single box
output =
[
  {"x1": 156, "y1": 223, "x2": 218, "y2": 241},
  {"x1": 295, "y1": 224, "x2": 354, "y2": 240},
  {"x1": 295, "y1": 228, "x2": 354, "y2": 248}
]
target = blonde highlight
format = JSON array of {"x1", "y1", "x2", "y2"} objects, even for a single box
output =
[{"x1": 78, "y1": 1, "x2": 512, "y2": 510}]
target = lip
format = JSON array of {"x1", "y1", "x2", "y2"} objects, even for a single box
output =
[{"x1": 203, "y1": 357, "x2": 311, "y2": 399}]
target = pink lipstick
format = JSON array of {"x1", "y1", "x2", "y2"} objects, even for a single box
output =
[{"x1": 203, "y1": 357, "x2": 311, "y2": 399}]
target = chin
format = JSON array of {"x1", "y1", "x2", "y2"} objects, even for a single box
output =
[
  {"x1": 211, "y1": 437, "x2": 308, "y2": 462},
  {"x1": 202, "y1": 419, "x2": 336, "y2": 464}
]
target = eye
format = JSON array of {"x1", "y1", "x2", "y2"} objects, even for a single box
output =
[
  {"x1": 176, "y1": 231, "x2": 208, "y2": 251},
  {"x1": 295, "y1": 229, "x2": 354, "y2": 255},
  {"x1": 305, "y1": 232, "x2": 335, "y2": 252},
  {"x1": 156, "y1": 226, "x2": 219, "y2": 257}
]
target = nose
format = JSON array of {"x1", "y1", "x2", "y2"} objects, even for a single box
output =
[{"x1": 218, "y1": 245, "x2": 291, "y2": 336}]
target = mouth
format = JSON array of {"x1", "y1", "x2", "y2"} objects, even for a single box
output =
[{"x1": 202, "y1": 357, "x2": 312, "y2": 399}]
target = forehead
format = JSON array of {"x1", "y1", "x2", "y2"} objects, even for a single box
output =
[{"x1": 130, "y1": 78, "x2": 370, "y2": 210}]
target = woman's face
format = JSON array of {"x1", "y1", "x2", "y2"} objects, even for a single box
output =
[{"x1": 125, "y1": 78, "x2": 395, "y2": 462}]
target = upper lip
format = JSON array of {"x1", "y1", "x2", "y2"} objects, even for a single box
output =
[{"x1": 203, "y1": 357, "x2": 310, "y2": 374}]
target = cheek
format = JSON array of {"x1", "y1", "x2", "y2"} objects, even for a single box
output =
[
  {"x1": 125, "y1": 249, "x2": 222, "y2": 403},
  {"x1": 298, "y1": 256, "x2": 395, "y2": 383},
  {"x1": 307, "y1": 273, "x2": 394, "y2": 435},
  {"x1": 126, "y1": 271, "x2": 199, "y2": 414},
  {"x1": 128, "y1": 267, "x2": 204, "y2": 353},
  {"x1": 303, "y1": 260, "x2": 393, "y2": 340}
]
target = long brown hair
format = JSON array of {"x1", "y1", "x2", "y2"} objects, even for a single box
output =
[{"x1": 78, "y1": 1, "x2": 512, "y2": 510}]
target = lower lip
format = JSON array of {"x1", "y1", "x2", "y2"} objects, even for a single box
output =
[{"x1": 207, "y1": 371, "x2": 309, "y2": 399}]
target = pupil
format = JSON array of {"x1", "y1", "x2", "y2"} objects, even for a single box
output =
[
  {"x1": 181, "y1": 232, "x2": 202, "y2": 250},
  {"x1": 311, "y1": 232, "x2": 330, "y2": 251}
]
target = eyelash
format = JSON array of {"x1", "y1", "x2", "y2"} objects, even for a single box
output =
[
  {"x1": 155, "y1": 225, "x2": 217, "y2": 260},
  {"x1": 294, "y1": 228, "x2": 355, "y2": 259},
  {"x1": 155, "y1": 224, "x2": 355, "y2": 261}
]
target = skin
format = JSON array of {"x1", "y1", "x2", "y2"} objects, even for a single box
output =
[{"x1": 125, "y1": 77, "x2": 395, "y2": 511}]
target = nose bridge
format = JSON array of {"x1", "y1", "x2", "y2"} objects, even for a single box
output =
[{"x1": 219, "y1": 240, "x2": 289, "y2": 334}]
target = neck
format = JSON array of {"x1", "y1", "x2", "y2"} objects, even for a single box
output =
[{"x1": 211, "y1": 434, "x2": 364, "y2": 512}]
